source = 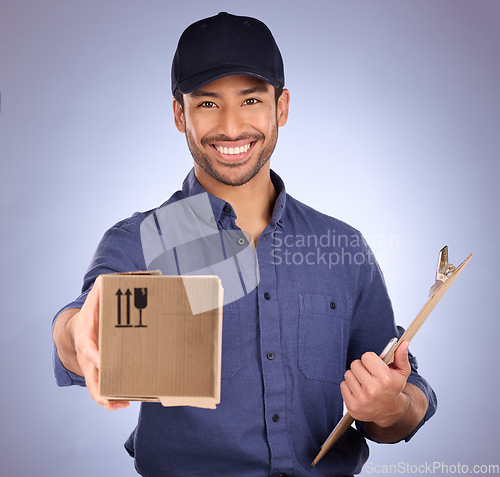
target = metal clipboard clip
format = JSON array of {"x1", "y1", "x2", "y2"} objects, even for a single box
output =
[{"x1": 429, "y1": 246, "x2": 457, "y2": 297}]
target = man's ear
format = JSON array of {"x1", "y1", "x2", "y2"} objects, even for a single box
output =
[
  {"x1": 173, "y1": 98, "x2": 186, "y2": 133},
  {"x1": 276, "y1": 88, "x2": 290, "y2": 127}
]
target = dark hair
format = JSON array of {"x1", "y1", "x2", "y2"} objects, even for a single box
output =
[{"x1": 174, "y1": 84, "x2": 284, "y2": 111}]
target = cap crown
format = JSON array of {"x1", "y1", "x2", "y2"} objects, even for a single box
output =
[{"x1": 171, "y1": 12, "x2": 284, "y2": 95}]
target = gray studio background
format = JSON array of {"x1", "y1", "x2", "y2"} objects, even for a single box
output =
[{"x1": 1, "y1": 1, "x2": 499, "y2": 476}]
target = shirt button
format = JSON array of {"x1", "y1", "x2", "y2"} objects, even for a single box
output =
[
  {"x1": 238, "y1": 237, "x2": 245, "y2": 245},
  {"x1": 267, "y1": 352, "x2": 275, "y2": 360},
  {"x1": 272, "y1": 413, "x2": 280, "y2": 422},
  {"x1": 264, "y1": 292, "x2": 271, "y2": 300},
  {"x1": 330, "y1": 301, "x2": 336, "y2": 310},
  {"x1": 223, "y1": 205, "x2": 231, "y2": 215}
]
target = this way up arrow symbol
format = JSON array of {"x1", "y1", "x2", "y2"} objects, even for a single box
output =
[
  {"x1": 125, "y1": 289, "x2": 132, "y2": 326},
  {"x1": 116, "y1": 289, "x2": 133, "y2": 327},
  {"x1": 116, "y1": 289, "x2": 123, "y2": 325}
]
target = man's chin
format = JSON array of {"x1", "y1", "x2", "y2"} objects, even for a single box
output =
[
  {"x1": 206, "y1": 170, "x2": 256, "y2": 187},
  {"x1": 221, "y1": 170, "x2": 262, "y2": 187},
  {"x1": 194, "y1": 157, "x2": 264, "y2": 187}
]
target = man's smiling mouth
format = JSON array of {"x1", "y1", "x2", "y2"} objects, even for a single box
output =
[
  {"x1": 213, "y1": 142, "x2": 253, "y2": 155},
  {"x1": 209, "y1": 140, "x2": 258, "y2": 160}
]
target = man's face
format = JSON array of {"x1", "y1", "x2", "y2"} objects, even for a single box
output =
[{"x1": 174, "y1": 74, "x2": 289, "y2": 187}]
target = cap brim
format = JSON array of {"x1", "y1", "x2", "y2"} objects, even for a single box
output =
[{"x1": 177, "y1": 64, "x2": 281, "y2": 94}]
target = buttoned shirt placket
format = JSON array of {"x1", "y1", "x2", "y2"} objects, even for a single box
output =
[{"x1": 256, "y1": 217, "x2": 294, "y2": 475}]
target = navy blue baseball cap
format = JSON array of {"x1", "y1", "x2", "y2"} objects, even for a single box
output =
[{"x1": 171, "y1": 12, "x2": 285, "y2": 95}]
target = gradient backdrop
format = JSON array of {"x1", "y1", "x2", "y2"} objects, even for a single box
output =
[{"x1": 1, "y1": 1, "x2": 499, "y2": 476}]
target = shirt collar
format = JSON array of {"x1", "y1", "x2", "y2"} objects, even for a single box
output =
[
  {"x1": 269, "y1": 169, "x2": 286, "y2": 231},
  {"x1": 181, "y1": 168, "x2": 227, "y2": 222},
  {"x1": 180, "y1": 168, "x2": 287, "y2": 229}
]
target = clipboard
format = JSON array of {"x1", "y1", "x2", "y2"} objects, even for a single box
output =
[{"x1": 311, "y1": 246, "x2": 473, "y2": 467}]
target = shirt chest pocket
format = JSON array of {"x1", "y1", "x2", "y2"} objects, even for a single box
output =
[{"x1": 298, "y1": 294, "x2": 352, "y2": 383}]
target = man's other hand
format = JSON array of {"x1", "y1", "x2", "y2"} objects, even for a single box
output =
[
  {"x1": 340, "y1": 340, "x2": 411, "y2": 428},
  {"x1": 53, "y1": 276, "x2": 129, "y2": 411}
]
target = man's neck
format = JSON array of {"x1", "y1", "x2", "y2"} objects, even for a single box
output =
[{"x1": 194, "y1": 165, "x2": 277, "y2": 244}]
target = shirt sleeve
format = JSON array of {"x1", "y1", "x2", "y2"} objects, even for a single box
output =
[
  {"x1": 52, "y1": 214, "x2": 147, "y2": 387},
  {"x1": 347, "y1": 235, "x2": 437, "y2": 442}
]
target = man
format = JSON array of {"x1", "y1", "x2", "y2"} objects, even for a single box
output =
[{"x1": 52, "y1": 12, "x2": 436, "y2": 476}]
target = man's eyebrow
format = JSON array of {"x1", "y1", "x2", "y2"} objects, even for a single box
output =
[
  {"x1": 189, "y1": 89, "x2": 220, "y2": 98},
  {"x1": 238, "y1": 86, "x2": 271, "y2": 95}
]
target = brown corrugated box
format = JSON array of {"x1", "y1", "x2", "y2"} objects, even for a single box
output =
[{"x1": 98, "y1": 272, "x2": 223, "y2": 409}]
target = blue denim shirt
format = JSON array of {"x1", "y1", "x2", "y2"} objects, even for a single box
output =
[{"x1": 53, "y1": 169, "x2": 436, "y2": 477}]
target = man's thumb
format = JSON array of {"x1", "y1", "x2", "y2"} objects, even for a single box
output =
[{"x1": 392, "y1": 340, "x2": 411, "y2": 375}]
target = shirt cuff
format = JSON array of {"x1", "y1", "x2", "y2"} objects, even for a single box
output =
[{"x1": 52, "y1": 302, "x2": 87, "y2": 387}]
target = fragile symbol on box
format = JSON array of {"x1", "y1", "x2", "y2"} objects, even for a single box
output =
[{"x1": 115, "y1": 288, "x2": 148, "y2": 328}]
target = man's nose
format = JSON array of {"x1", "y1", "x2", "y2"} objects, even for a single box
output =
[{"x1": 216, "y1": 107, "x2": 246, "y2": 139}]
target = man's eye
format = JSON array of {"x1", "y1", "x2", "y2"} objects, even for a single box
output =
[
  {"x1": 199, "y1": 101, "x2": 216, "y2": 108},
  {"x1": 244, "y1": 98, "x2": 260, "y2": 105}
]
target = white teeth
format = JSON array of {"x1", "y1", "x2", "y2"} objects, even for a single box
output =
[{"x1": 215, "y1": 143, "x2": 251, "y2": 155}]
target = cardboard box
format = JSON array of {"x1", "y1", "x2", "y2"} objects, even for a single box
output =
[{"x1": 98, "y1": 272, "x2": 223, "y2": 409}]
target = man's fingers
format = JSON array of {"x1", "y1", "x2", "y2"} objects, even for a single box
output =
[
  {"x1": 347, "y1": 358, "x2": 373, "y2": 386},
  {"x1": 83, "y1": 359, "x2": 130, "y2": 411},
  {"x1": 343, "y1": 369, "x2": 362, "y2": 397},
  {"x1": 83, "y1": 361, "x2": 99, "y2": 396},
  {"x1": 74, "y1": 322, "x2": 100, "y2": 370},
  {"x1": 360, "y1": 351, "x2": 389, "y2": 377},
  {"x1": 89, "y1": 278, "x2": 101, "y2": 328},
  {"x1": 81, "y1": 359, "x2": 110, "y2": 409}
]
